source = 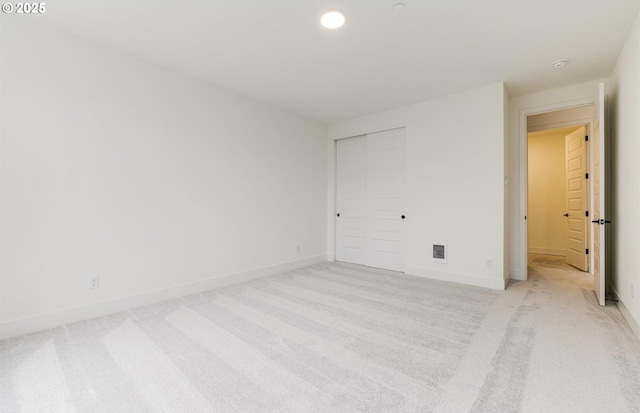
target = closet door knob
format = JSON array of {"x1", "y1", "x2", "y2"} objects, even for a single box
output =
[
  {"x1": 401, "y1": 215, "x2": 405, "y2": 219},
  {"x1": 337, "y1": 213, "x2": 340, "y2": 217}
]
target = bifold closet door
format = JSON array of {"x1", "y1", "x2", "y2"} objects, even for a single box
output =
[
  {"x1": 335, "y1": 128, "x2": 405, "y2": 272},
  {"x1": 335, "y1": 136, "x2": 367, "y2": 266}
]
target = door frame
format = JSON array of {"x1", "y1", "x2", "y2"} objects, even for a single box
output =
[{"x1": 519, "y1": 98, "x2": 595, "y2": 280}]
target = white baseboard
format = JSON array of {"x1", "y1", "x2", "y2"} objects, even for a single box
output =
[
  {"x1": 0, "y1": 255, "x2": 326, "y2": 341},
  {"x1": 528, "y1": 247, "x2": 566, "y2": 256},
  {"x1": 610, "y1": 287, "x2": 640, "y2": 342},
  {"x1": 405, "y1": 266, "x2": 506, "y2": 290}
]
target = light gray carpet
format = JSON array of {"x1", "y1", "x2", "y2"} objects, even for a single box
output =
[{"x1": 1, "y1": 260, "x2": 639, "y2": 412}]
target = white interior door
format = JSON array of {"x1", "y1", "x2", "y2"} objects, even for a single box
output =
[
  {"x1": 592, "y1": 82, "x2": 607, "y2": 307},
  {"x1": 565, "y1": 126, "x2": 589, "y2": 272},
  {"x1": 335, "y1": 136, "x2": 367, "y2": 266},
  {"x1": 366, "y1": 129, "x2": 405, "y2": 272}
]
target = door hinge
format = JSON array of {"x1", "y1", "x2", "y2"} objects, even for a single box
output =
[
  {"x1": 585, "y1": 173, "x2": 589, "y2": 179},
  {"x1": 586, "y1": 249, "x2": 589, "y2": 255},
  {"x1": 586, "y1": 210, "x2": 589, "y2": 217},
  {"x1": 585, "y1": 136, "x2": 589, "y2": 141}
]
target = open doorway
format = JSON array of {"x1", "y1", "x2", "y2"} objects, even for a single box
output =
[
  {"x1": 519, "y1": 83, "x2": 608, "y2": 306},
  {"x1": 527, "y1": 124, "x2": 590, "y2": 272},
  {"x1": 525, "y1": 105, "x2": 594, "y2": 275}
]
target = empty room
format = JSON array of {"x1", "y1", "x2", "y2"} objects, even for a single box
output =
[{"x1": 1, "y1": 1, "x2": 640, "y2": 412}]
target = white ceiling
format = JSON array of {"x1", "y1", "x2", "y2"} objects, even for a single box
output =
[{"x1": 32, "y1": 0, "x2": 640, "y2": 123}]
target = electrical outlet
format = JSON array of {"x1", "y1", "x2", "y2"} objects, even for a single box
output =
[
  {"x1": 296, "y1": 245, "x2": 300, "y2": 253},
  {"x1": 486, "y1": 259, "x2": 493, "y2": 268},
  {"x1": 89, "y1": 276, "x2": 100, "y2": 290}
]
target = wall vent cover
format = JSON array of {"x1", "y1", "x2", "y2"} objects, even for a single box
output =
[{"x1": 433, "y1": 244, "x2": 447, "y2": 263}]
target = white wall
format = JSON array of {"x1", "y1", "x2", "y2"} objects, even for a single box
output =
[
  {"x1": 527, "y1": 106, "x2": 593, "y2": 133},
  {"x1": 527, "y1": 131, "x2": 569, "y2": 256},
  {"x1": 0, "y1": 19, "x2": 327, "y2": 337},
  {"x1": 328, "y1": 83, "x2": 507, "y2": 290},
  {"x1": 608, "y1": 11, "x2": 640, "y2": 336},
  {"x1": 508, "y1": 80, "x2": 600, "y2": 280}
]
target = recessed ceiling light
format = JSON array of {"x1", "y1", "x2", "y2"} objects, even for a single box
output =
[
  {"x1": 552, "y1": 60, "x2": 568, "y2": 68},
  {"x1": 393, "y1": 3, "x2": 405, "y2": 12},
  {"x1": 321, "y1": 10, "x2": 346, "y2": 29}
]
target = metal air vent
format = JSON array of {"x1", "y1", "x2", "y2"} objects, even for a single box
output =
[{"x1": 433, "y1": 244, "x2": 447, "y2": 263}]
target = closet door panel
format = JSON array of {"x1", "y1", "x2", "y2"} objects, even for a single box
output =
[
  {"x1": 366, "y1": 128, "x2": 405, "y2": 272},
  {"x1": 335, "y1": 136, "x2": 367, "y2": 265}
]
